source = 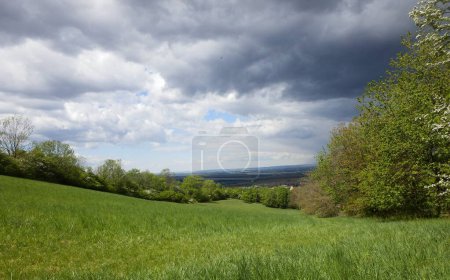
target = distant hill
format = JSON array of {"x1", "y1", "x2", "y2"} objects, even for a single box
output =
[{"x1": 175, "y1": 164, "x2": 315, "y2": 186}]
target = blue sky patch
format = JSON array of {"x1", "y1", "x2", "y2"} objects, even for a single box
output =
[
  {"x1": 136, "y1": 91, "x2": 148, "y2": 97},
  {"x1": 204, "y1": 110, "x2": 237, "y2": 123}
]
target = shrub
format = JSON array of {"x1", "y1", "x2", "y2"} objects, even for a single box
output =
[
  {"x1": 298, "y1": 180, "x2": 339, "y2": 217},
  {"x1": 0, "y1": 152, "x2": 21, "y2": 176},
  {"x1": 156, "y1": 190, "x2": 187, "y2": 203},
  {"x1": 261, "y1": 187, "x2": 289, "y2": 209},
  {"x1": 225, "y1": 188, "x2": 241, "y2": 199},
  {"x1": 210, "y1": 188, "x2": 228, "y2": 201},
  {"x1": 288, "y1": 187, "x2": 300, "y2": 209},
  {"x1": 240, "y1": 188, "x2": 260, "y2": 203}
]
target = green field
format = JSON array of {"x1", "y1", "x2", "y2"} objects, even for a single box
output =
[{"x1": 0, "y1": 176, "x2": 449, "y2": 279}]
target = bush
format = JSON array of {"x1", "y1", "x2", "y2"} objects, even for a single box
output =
[
  {"x1": 261, "y1": 187, "x2": 289, "y2": 209},
  {"x1": 240, "y1": 188, "x2": 260, "y2": 203},
  {"x1": 288, "y1": 187, "x2": 300, "y2": 209},
  {"x1": 192, "y1": 189, "x2": 210, "y2": 202},
  {"x1": 298, "y1": 180, "x2": 339, "y2": 217},
  {"x1": 156, "y1": 190, "x2": 187, "y2": 203},
  {"x1": 0, "y1": 152, "x2": 21, "y2": 176},
  {"x1": 211, "y1": 188, "x2": 228, "y2": 201},
  {"x1": 225, "y1": 188, "x2": 241, "y2": 199}
]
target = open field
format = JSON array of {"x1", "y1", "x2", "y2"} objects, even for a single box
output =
[{"x1": 0, "y1": 175, "x2": 449, "y2": 279}]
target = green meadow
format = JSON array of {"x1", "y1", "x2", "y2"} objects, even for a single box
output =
[{"x1": 0, "y1": 175, "x2": 449, "y2": 279}]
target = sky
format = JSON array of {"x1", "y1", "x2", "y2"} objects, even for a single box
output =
[{"x1": 0, "y1": 0, "x2": 418, "y2": 172}]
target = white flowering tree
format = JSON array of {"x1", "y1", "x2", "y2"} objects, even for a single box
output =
[
  {"x1": 411, "y1": 0, "x2": 450, "y2": 203},
  {"x1": 410, "y1": 0, "x2": 450, "y2": 66}
]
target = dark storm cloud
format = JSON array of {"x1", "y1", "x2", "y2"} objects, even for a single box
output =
[
  {"x1": 0, "y1": 0, "x2": 418, "y2": 102},
  {"x1": 126, "y1": 0, "x2": 418, "y2": 100}
]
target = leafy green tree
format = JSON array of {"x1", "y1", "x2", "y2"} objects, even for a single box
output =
[
  {"x1": 201, "y1": 179, "x2": 224, "y2": 201},
  {"x1": 180, "y1": 175, "x2": 208, "y2": 201},
  {"x1": 24, "y1": 141, "x2": 84, "y2": 186},
  {"x1": 123, "y1": 169, "x2": 167, "y2": 196},
  {"x1": 410, "y1": 0, "x2": 450, "y2": 212},
  {"x1": 311, "y1": 0, "x2": 450, "y2": 216},
  {"x1": 240, "y1": 187, "x2": 260, "y2": 203},
  {"x1": 96, "y1": 159, "x2": 126, "y2": 192},
  {"x1": 123, "y1": 169, "x2": 143, "y2": 195},
  {"x1": 357, "y1": 2, "x2": 449, "y2": 215},
  {"x1": 261, "y1": 187, "x2": 290, "y2": 208},
  {"x1": 156, "y1": 190, "x2": 187, "y2": 203},
  {"x1": 80, "y1": 167, "x2": 106, "y2": 191},
  {"x1": 313, "y1": 123, "x2": 368, "y2": 214},
  {"x1": 141, "y1": 171, "x2": 167, "y2": 191},
  {"x1": 298, "y1": 180, "x2": 339, "y2": 217},
  {"x1": 160, "y1": 168, "x2": 176, "y2": 189},
  {"x1": 0, "y1": 151, "x2": 21, "y2": 176}
]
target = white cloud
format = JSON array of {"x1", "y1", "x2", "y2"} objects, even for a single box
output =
[
  {"x1": 0, "y1": 0, "x2": 415, "y2": 171},
  {"x1": 0, "y1": 39, "x2": 148, "y2": 96},
  {"x1": 0, "y1": 71, "x2": 345, "y2": 170}
]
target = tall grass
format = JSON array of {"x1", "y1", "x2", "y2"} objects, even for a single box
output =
[{"x1": 0, "y1": 175, "x2": 449, "y2": 279}]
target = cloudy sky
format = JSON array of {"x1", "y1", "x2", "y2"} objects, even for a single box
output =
[{"x1": 0, "y1": 0, "x2": 418, "y2": 172}]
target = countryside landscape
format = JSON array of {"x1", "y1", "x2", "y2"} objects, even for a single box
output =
[{"x1": 0, "y1": 0, "x2": 449, "y2": 279}]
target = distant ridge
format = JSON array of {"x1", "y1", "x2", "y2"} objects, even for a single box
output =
[{"x1": 175, "y1": 164, "x2": 315, "y2": 187}]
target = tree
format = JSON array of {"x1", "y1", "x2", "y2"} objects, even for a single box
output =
[
  {"x1": 0, "y1": 115, "x2": 33, "y2": 157},
  {"x1": 96, "y1": 159, "x2": 125, "y2": 192},
  {"x1": 261, "y1": 187, "x2": 290, "y2": 208},
  {"x1": 410, "y1": 0, "x2": 450, "y2": 211},
  {"x1": 122, "y1": 169, "x2": 166, "y2": 196},
  {"x1": 180, "y1": 175, "x2": 205, "y2": 200},
  {"x1": 298, "y1": 180, "x2": 339, "y2": 217},
  {"x1": 24, "y1": 140, "x2": 91, "y2": 187},
  {"x1": 310, "y1": 0, "x2": 450, "y2": 216},
  {"x1": 410, "y1": 0, "x2": 450, "y2": 66},
  {"x1": 160, "y1": 168, "x2": 176, "y2": 189},
  {"x1": 202, "y1": 179, "x2": 225, "y2": 200},
  {"x1": 356, "y1": 30, "x2": 449, "y2": 216},
  {"x1": 313, "y1": 123, "x2": 368, "y2": 214},
  {"x1": 0, "y1": 151, "x2": 21, "y2": 176}
]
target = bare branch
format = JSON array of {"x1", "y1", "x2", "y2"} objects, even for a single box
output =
[{"x1": 0, "y1": 115, "x2": 34, "y2": 157}]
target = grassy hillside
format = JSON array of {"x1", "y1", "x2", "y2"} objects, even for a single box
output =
[{"x1": 0, "y1": 175, "x2": 449, "y2": 279}]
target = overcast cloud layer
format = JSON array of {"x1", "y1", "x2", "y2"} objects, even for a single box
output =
[{"x1": 0, "y1": 0, "x2": 417, "y2": 171}]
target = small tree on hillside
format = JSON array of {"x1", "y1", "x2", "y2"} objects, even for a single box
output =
[
  {"x1": 30, "y1": 140, "x2": 82, "y2": 185},
  {"x1": 96, "y1": 159, "x2": 126, "y2": 192},
  {"x1": 0, "y1": 115, "x2": 33, "y2": 157}
]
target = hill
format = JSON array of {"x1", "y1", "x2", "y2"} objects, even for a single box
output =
[
  {"x1": 0, "y1": 175, "x2": 449, "y2": 279},
  {"x1": 175, "y1": 164, "x2": 315, "y2": 186}
]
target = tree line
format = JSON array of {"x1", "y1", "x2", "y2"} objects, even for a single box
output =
[
  {"x1": 2, "y1": 0, "x2": 446, "y2": 218},
  {"x1": 0, "y1": 115, "x2": 226, "y2": 203},
  {"x1": 0, "y1": 115, "x2": 298, "y2": 207},
  {"x1": 299, "y1": 0, "x2": 450, "y2": 217}
]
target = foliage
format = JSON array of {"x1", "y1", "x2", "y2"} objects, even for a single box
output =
[
  {"x1": 29, "y1": 141, "x2": 86, "y2": 186},
  {"x1": 240, "y1": 187, "x2": 261, "y2": 203},
  {"x1": 288, "y1": 187, "x2": 301, "y2": 209},
  {"x1": 179, "y1": 175, "x2": 225, "y2": 202},
  {"x1": 96, "y1": 159, "x2": 126, "y2": 192},
  {"x1": 298, "y1": 180, "x2": 339, "y2": 217},
  {"x1": 261, "y1": 187, "x2": 290, "y2": 208},
  {"x1": 0, "y1": 151, "x2": 21, "y2": 176},
  {"x1": 237, "y1": 186, "x2": 296, "y2": 209},
  {"x1": 312, "y1": 123, "x2": 367, "y2": 214},
  {"x1": 310, "y1": 0, "x2": 450, "y2": 217},
  {"x1": 0, "y1": 114, "x2": 33, "y2": 157},
  {"x1": 156, "y1": 190, "x2": 187, "y2": 203},
  {"x1": 0, "y1": 129, "x2": 226, "y2": 204},
  {"x1": 410, "y1": 0, "x2": 450, "y2": 66}
]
